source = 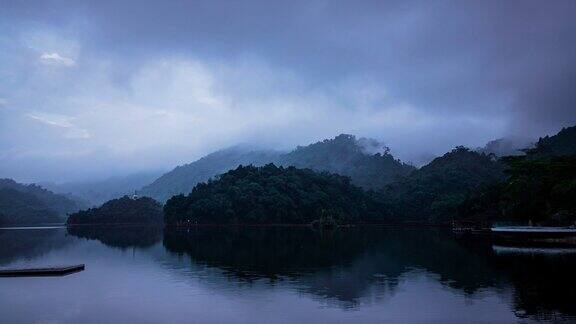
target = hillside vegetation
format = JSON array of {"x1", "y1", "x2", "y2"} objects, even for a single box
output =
[
  {"x1": 141, "y1": 134, "x2": 414, "y2": 202},
  {"x1": 0, "y1": 179, "x2": 83, "y2": 225},
  {"x1": 381, "y1": 147, "x2": 505, "y2": 222},
  {"x1": 164, "y1": 164, "x2": 387, "y2": 225},
  {"x1": 67, "y1": 196, "x2": 163, "y2": 225},
  {"x1": 460, "y1": 125, "x2": 576, "y2": 223}
]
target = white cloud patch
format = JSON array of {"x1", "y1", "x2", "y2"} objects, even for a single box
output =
[
  {"x1": 27, "y1": 112, "x2": 90, "y2": 139},
  {"x1": 0, "y1": 98, "x2": 7, "y2": 108},
  {"x1": 39, "y1": 52, "x2": 76, "y2": 67}
]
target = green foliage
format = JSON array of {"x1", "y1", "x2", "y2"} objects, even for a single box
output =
[
  {"x1": 460, "y1": 155, "x2": 576, "y2": 222},
  {"x1": 164, "y1": 164, "x2": 388, "y2": 225},
  {"x1": 523, "y1": 126, "x2": 576, "y2": 158},
  {"x1": 0, "y1": 178, "x2": 83, "y2": 216},
  {"x1": 141, "y1": 134, "x2": 414, "y2": 202},
  {"x1": 0, "y1": 188, "x2": 62, "y2": 225},
  {"x1": 67, "y1": 196, "x2": 163, "y2": 225},
  {"x1": 459, "y1": 126, "x2": 576, "y2": 223},
  {"x1": 381, "y1": 147, "x2": 505, "y2": 222},
  {"x1": 140, "y1": 147, "x2": 281, "y2": 202},
  {"x1": 279, "y1": 134, "x2": 415, "y2": 190}
]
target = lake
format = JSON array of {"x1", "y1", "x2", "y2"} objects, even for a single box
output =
[{"x1": 1, "y1": 226, "x2": 575, "y2": 323}]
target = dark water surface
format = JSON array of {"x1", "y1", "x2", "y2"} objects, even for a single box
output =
[{"x1": 1, "y1": 226, "x2": 575, "y2": 323}]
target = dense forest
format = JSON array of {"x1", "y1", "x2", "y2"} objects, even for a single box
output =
[
  {"x1": 67, "y1": 196, "x2": 163, "y2": 225},
  {"x1": 459, "y1": 126, "x2": 576, "y2": 223},
  {"x1": 5, "y1": 126, "x2": 574, "y2": 226},
  {"x1": 164, "y1": 164, "x2": 387, "y2": 225},
  {"x1": 160, "y1": 126, "x2": 575, "y2": 225},
  {"x1": 279, "y1": 134, "x2": 415, "y2": 189},
  {"x1": 380, "y1": 147, "x2": 505, "y2": 222},
  {"x1": 141, "y1": 134, "x2": 414, "y2": 202},
  {"x1": 0, "y1": 188, "x2": 61, "y2": 226},
  {"x1": 0, "y1": 179, "x2": 83, "y2": 225},
  {"x1": 139, "y1": 147, "x2": 281, "y2": 202}
]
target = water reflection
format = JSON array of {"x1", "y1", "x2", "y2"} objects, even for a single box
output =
[
  {"x1": 162, "y1": 228, "x2": 505, "y2": 306},
  {"x1": 1, "y1": 226, "x2": 575, "y2": 322},
  {"x1": 67, "y1": 225, "x2": 162, "y2": 249},
  {"x1": 0, "y1": 227, "x2": 72, "y2": 266}
]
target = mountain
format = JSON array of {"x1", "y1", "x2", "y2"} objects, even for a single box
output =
[
  {"x1": 0, "y1": 179, "x2": 83, "y2": 225},
  {"x1": 279, "y1": 134, "x2": 415, "y2": 190},
  {"x1": 0, "y1": 178, "x2": 83, "y2": 215},
  {"x1": 381, "y1": 147, "x2": 505, "y2": 222},
  {"x1": 459, "y1": 125, "x2": 576, "y2": 223},
  {"x1": 164, "y1": 164, "x2": 388, "y2": 225},
  {"x1": 67, "y1": 196, "x2": 163, "y2": 225},
  {"x1": 139, "y1": 147, "x2": 281, "y2": 202},
  {"x1": 141, "y1": 134, "x2": 414, "y2": 202},
  {"x1": 0, "y1": 188, "x2": 61, "y2": 226},
  {"x1": 523, "y1": 125, "x2": 576, "y2": 159},
  {"x1": 45, "y1": 171, "x2": 163, "y2": 207}
]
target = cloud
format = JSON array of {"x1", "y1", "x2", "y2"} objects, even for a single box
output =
[
  {"x1": 1, "y1": 0, "x2": 575, "y2": 182},
  {"x1": 39, "y1": 52, "x2": 76, "y2": 67},
  {"x1": 0, "y1": 98, "x2": 7, "y2": 108},
  {"x1": 27, "y1": 112, "x2": 90, "y2": 139}
]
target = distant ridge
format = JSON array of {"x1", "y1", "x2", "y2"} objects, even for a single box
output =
[
  {"x1": 139, "y1": 134, "x2": 415, "y2": 202},
  {"x1": 0, "y1": 179, "x2": 83, "y2": 225}
]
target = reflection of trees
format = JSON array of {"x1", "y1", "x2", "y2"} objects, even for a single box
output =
[
  {"x1": 67, "y1": 226, "x2": 162, "y2": 249},
  {"x1": 163, "y1": 227, "x2": 504, "y2": 307},
  {"x1": 491, "y1": 252, "x2": 576, "y2": 320},
  {"x1": 0, "y1": 228, "x2": 72, "y2": 265},
  {"x1": 456, "y1": 238, "x2": 576, "y2": 320}
]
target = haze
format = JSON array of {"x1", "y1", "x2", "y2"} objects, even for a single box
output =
[{"x1": 1, "y1": 0, "x2": 575, "y2": 183}]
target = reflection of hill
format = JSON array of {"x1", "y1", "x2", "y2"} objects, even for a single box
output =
[
  {"x1": 163, "y1": 227, "x2": 503, "y2": 306},
  {"x1": 490, "y1": 251, "x2": 576, "y2": 320},
  {"x1": 67, "y1": 226, "x2": 162, "y2": 249},
  {"x1": 0, "y1": 228, "x2": 72, "y2": 266},
  {"x1": 455, "y1": 237, "x2": 576, "y2": 320}
]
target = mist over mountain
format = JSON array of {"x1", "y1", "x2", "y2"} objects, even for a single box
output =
[
  {"x1": 139, "y1": 147, "x2": 282, "y2": 202},
  {"x1": 477, "y1": 137, "x2": 534, "y2": 157},
  {"x1": 45, "y1": 171, "x2": 164, "y2": 207},
  {"x1": 140, "y1": 134, "x2": 414, "y2": 202}
]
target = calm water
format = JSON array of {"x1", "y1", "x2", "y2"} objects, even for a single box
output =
[{"x1": 1, "y1": 226, "x2": 575, "y2": 323}]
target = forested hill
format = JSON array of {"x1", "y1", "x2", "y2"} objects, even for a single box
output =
[
  {"x1": 279, "y1": 134, "x2": 415, "y2": 189},
  {"x1": 523, "y1": 125, "x2": 576, "y2": 158},
  {"x1": 459, "y1": 125, "x2": 576, "y2": 223},
  {"x1": 139, "y1": 147, "x2": 281, "y2": 202},
  {"x1": 164, "y1": 164, "x2": 388, "y2": 225},
  {"x1": 381, "y1": 147, "x2": 505, "y2": 222},
  {"x1": 67, "y1": 196, "x2": 163, "y2": 225},
  {"x1": 0, "y1": 179, "x2": 83, "y2": 225},
  {"x1": 140, "y1": 134, "x2": 414, "y2": 202}
]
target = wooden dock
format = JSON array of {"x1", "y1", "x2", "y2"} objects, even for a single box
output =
[{"x1": 0, "y1": 264, "x2": 85, "y2": 277}]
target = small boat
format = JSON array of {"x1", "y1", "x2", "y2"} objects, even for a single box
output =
[{"x1": 0, "y1": 264, "x2": 85, "y2": 277}]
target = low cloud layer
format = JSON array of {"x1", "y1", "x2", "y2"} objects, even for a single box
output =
[{"x1": 0, "y1": 0, "x2": 575, "y2": 182}]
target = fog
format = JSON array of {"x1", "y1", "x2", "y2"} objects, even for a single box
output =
[{"x1": 1, "y1": 0, "x2": 575, "y2": 183}]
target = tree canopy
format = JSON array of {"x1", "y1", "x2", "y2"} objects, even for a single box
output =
[
  {"x1": 164, "y1": 164, "x2": 388, "y2": 225},
  {"x1": 380, "y1": 147, "x2": 505, "y2": 222},
  {"x1": 67, "y1": 196, "x2": 163, "y2": 225}
]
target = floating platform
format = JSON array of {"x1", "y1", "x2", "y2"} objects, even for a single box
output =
[
  {"x1": 0, "y1": 264, "x2": 85, "y2": 277},
  {"x1": 491, "y1": 226, "x2": 576, "y2": 239}
]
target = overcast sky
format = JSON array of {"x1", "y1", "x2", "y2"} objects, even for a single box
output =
[{"x1": 1, "y1": 0, "x2": 575, "y2": 183}]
